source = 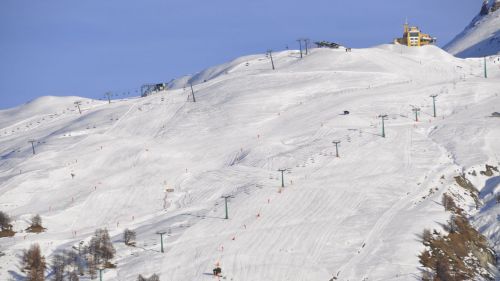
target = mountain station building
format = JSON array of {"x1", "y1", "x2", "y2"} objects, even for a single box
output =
[{"x1": 394, "y1": 22, "x2": 436, "y2": 47}]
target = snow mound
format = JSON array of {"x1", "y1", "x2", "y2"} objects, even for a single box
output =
[
  {"x1": 169, "y1": 54, "x2": 269, "y2": 89},
  {"x1": 0, "y1": 96, "x2": 96, "y2": 129}
]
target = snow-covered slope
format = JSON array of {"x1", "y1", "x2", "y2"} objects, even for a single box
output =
[
  {"x1": 1, "y1": 45, "x2": 499, "y2": 281},
  {"x1": 444, "y1": 6, "x2": 500, "y2": 58}
]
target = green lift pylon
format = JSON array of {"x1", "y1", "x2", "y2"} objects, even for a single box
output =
[
  {"x1": 484, "y1": 56, "x2": 488, "y2": 78},
  {"x1": 221, "y1": 195, "x2": 234, "y2": 219},
  {"x1": 430, "y1": 94, "x2": 438, "y2": 117},
  {"x1": 378, "y1": 115, "x2": 388, "y2": 138}
]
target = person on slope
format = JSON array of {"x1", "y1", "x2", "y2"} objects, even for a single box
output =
[{"x1": 213, "y1": 262, "x2": 222, "y2": 277}]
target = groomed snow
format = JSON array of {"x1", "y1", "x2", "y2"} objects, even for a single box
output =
[{"x1": 0, "y1": 45, "x2": 499, "y2": 281}]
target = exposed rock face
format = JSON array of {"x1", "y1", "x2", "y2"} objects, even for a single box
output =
[
  {"x1": 444, "y1": 0, "x2": 500, "y2": 58},
  {"x1": 481, "y1": 0, "x2": 490, "y2": 16},
  {"x1": 492, "y1": 0, "x2": 500, "y2": 12}
]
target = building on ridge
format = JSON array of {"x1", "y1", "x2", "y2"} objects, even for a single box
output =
[{"x1": 394, "y1": 21, "x2": 436, "y2": 47}]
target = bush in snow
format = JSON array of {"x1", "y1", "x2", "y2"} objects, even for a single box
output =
[
  {"x1": 27, "y1": 214, "x2": 45, "y2": 233},
  {"x1": 441, "y1": 193, "x2": 459, "y2": 213},
  {"x1": 123, "y1": 229, "x2": 136, "y2": 246},
  {"x1": 0, "y1": 211, "x2": 14, "y2": 237},
  {"x1": 0, "y1": 211, "x2": 12, "y2": 231},
  {"x1": 137, "y1": 274, "x2": 160, "y2": 281},
  {"x1": 31, "y1": 214, "x2": 42, "y2": 227},
  {"x1": 422, "y1": 229, "x2": 432, "y2": 246}
]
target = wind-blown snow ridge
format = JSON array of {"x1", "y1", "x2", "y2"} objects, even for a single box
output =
[{"x1": 0, "y1": 45, "x2": 499, "y2": 281}]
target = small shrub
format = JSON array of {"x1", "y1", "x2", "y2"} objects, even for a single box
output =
[
  {"x1": 26, "y1": 214, "x2": 45, "y2": 233},
  {"x1": 442, "y1": 194, "x2": 456, "y2": 212},
  {"x1": 149, "y1": 274, "x2": 160, "y2": 281},
  {"x1": 0, "y1": 211, "x2": 14, "y2": 237},
  {"x1": 0, "y1": 211, "x2": 12, "y2": 231},
  {"x1": 137, "y1": 274, "x2": 160, "y2": 281},
  {"x1": 124, "y1": 229, "x2": 136, "y2": 246},
  {"x1": 31, "y1": 214, "x2": 42, "y2": 227},
  {"x1": 422, "y1": 229, "x2": 432, "y2": 246}
]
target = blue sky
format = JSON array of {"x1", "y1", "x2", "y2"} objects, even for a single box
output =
[{"x1": 0, "y1": 0, "x2": 480, "y2": 109}]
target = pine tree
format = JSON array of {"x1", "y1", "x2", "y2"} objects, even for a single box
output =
[
  {"x1": 51, "y1": 253, "x2": 65, "y2": 281},
  {"x1": 137, "y1": 274, "x2": 160, "y2": 281},
  {"x1": 86, "y1": 256, "x2": 97, "y2": 280},
  {"x1": 88, "y1": 229, "x2": 115, "y2": 264},
  {"x1": 22, "y1": 244, "x2": 46, "y2": 281},
  {"x1": 31, "y1": 214, "x2": 42, "y2": 227},
  {"x1": 149, "y1": 274, "x2": 160, "y2": 281},
  {"x1": 0, "y1": 211, "x2": 11, "y2": 231}
]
